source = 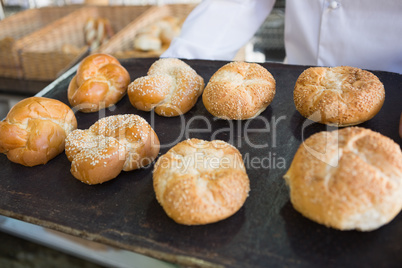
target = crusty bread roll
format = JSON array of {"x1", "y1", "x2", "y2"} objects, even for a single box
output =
[
  {"x1": 284, "y1": 127, "x2": 402, "y2": 231},
  {"x1": 128, "y1": 58, "x2": 204, "y2": 117},
  {"x1": 153, "y1": 138, "x2": 250, "y2": 225},
  {"x1": 0, "y1": 97, "x2": 77, "y2": 166},
  {"x1": 202, "y1": 61, "x2": 276, "y2": 120},
  {"x1": 293, "y1": 66, "x2": 385, "y2": 126},
  {"x1": 68, "y1": 53, "x2": 130, "y2": 113},
  {"x1": 65, "y1": 114, "x2": 160, "y2": 185}
]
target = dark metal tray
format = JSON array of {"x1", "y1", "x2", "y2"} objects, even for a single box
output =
[{"x1": 1, "y1": 58, "x2": 401, "y2": 267}]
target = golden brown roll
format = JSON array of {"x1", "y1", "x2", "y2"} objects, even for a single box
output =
[
  {"x1": 284, "y1": 127, "x2": 402, "y2": 231},
  {"x1": 153, "y1": 138, "x2": 250, "y2": 225},
  {"x1": 128, "y1": 58, "x2": 204, "y2": 117},
  {"x1": 65, "y1": 114, "x2": 160, "y2": 185},
  {"x1": 202, "y1": 61, "x2": 276, "y2": 120},
  {"x1": 0, "y1": 97, "x2": 77, "y2": 166},
  {"x1": 293, "y1": 66, "x2": 385, "y2": 126},
  {"x1": 68, "y1": 53, "x2": 130, "y2": 113}
]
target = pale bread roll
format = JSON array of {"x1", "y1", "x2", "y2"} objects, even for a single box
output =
[
  {"x1": 202, "y1": 61, "x2": 276, "y2": 120},
  {"x1": 84, "y1": 17, "x2": 114, "y2": 51},
  {"x1": 293, "y1": 66, "x2": 385, "y2": 126},
  {"x1": 0, "y1": 97, "x2": 77, "y2": 166},
  {"x1": 133, "y1": 34, "x2": 162, "y2": 51},
  {"x1": 156, "y1": 17, "x2": 181, "y2": 44},
  {"x1": 133, "y1": 16, "x2": 181, "y2": 52},
  {"x1": 284, "y1": 127, "x2": 402, "y2": 231},
  {"x1": 153, "y1": 139, "x2": 250, "y2": 225}
]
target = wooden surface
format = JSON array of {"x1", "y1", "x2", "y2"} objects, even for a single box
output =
[{"x1": 0, "y1": 58, "x2": 401, "y2": 267}]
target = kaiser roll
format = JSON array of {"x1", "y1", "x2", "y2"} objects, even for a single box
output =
[
  {"x1": 293, "y1": 66, "x2": 385, "y2": 126},
  {"x1": 284, "y1": 127, "x2": 402, "y2": 231},
  {"x1": 202, "y1": 61, "x2": 276, "y2": 120},
  {"x1": 153, "y1": 138, "x2": 250, "y2": 225}
]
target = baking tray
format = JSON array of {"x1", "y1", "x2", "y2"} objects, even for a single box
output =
[{"x1": 0, "y1": 58, "x2": 401, "y2": 267}]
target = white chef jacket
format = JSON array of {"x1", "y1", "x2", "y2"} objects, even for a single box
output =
[{"x1": 161, "y1": 0, "x2": 402, "y2": 74}]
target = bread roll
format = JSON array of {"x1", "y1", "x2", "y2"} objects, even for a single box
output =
[
  {"x1": 156, "y1": 16, "x2": 181, "y2": 44},
  {"x1": 284, "y1": 127, "x2": 402, "y2": 231},
  {"x1": 68, "y1": 53, "x2": 130, "y2": 113},
  {"x1": 128, "y1": 58, "x2": 204, "y2": 117},
  {"x1": 65, "y1": 114, "x2": 160, "y2": 185},
  {"x1": 133, "y1": 34, "x2": 162, "y2": 51},
  {"x1": 133, "y1": 16, "x2": 181, "y2": 52},
  {"x1": 202, "y1": 61, "x2": 276, "y2": 120},
  {"x1": 293, "y1": 66, "x2": 385, "y2": 126},
  {"x1": 84, "y1": 17, "x2": 114, "y2": 51},
  {"x1": 153, "y1": 138, "x2": 250, "y2": 225},
  {"x1": 0, "y1": 97, "x2": 77, "y2": 166}
]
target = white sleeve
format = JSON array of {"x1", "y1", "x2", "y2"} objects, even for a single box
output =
[{"x1": 161, "y1": 0, "x2": 275, "y2": 60}]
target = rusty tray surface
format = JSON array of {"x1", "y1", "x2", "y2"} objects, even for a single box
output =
[{"x1": 0, "y1": 58, "x2": 401, "y2": 267}]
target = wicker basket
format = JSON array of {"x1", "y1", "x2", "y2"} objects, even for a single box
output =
[
  {"x1": 21, "y1": 5, "x2": 155, "y2": 81},
  {"x1": 97, "y1": 4, "x2": 196, "y2": 59},
  {"x1": 0, "y1": 5, "x2": 81, "y2": 79}
]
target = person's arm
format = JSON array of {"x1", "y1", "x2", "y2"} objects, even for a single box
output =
[{"x1": 161, "y1": 0, "x2": 275, "y2": 61}]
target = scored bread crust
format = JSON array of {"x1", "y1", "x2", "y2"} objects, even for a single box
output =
[
  {"x1": 128, "y1": 58, "x2": 204, "y2": 117},
  {"x1": 0, "y1": 97, "x2": 77, "y2": 166},
  {"x1": 283, "y1": 127, "x2": 402, "y2": 231},
  {"x1": 68, "y1": 53, "x2": 131, "y2": 113},
  {"x1": 65, "y1": 114, "x2": 160, "y2": 185},
  {"x1": 153, "y1": 138, "x2": 250, "y2": 225},
  {"x1": 293, "y1": 66, "x2": 385, "y2": 126},
  {"x1": 202, "y1": 61, "x2": 276, "y2": 120}
]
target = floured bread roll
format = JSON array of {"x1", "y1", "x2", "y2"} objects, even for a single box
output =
[
  {"x1": 202, "y1": 61, "x2": 276, "y2": 120},
  {"x1": 153, "y1": 138, "x2": 250, "y2": 225},
  {"x1": 293, "y1": 66, "x2": 385, "y2": 126},
  {"x1": 284, "y1": 127, "x2": 402, "y2": 231},
  {"x1": 65, "y1": 114, "x2": 160, "y2": 185}
]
